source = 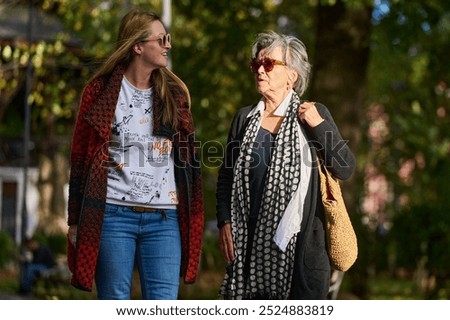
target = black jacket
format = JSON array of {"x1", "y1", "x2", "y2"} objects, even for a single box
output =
[{"x1": 216, "y1": 102, "x2": 355, "y2": 299}]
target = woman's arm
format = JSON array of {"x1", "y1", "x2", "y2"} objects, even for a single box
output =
[
  {"x1": 301, "y1": 102, "x2": 356, "y2": 180},
  {"x1": 67, "y1": 80, "x2": 102, "y2": 226}
]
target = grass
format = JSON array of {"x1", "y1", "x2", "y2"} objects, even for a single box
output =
[
  {"x1": 367, "y1": 276, "x2": 423, "y2": 299},
  {"x1": 2, "y1": 266, "x2": 444, "y2": 300},
  {"x1": 0, "y1": 267, "x2": 96, "y2": 299},
  {"x1": 0, "y1": 266, "x2": 223, "y2": 300}
]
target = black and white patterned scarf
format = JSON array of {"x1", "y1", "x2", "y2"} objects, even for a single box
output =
[{"x1": 220, "y1": 92, "x2": 303, "y2": 299}]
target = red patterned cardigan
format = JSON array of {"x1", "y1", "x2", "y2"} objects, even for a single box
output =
[{"x1": 67, "y1": 65, "x2": 204, "y2": 291}]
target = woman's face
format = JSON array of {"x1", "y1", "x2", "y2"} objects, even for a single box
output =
[
  {"x1": 136, "y1": 20, "x2": 171, "y2": 69},
  {"x1": 254, "y1": 47, "x2": 295, "y2": 98}
]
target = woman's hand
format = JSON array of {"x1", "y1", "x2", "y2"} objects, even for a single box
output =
[
  {"x1": 68, "y1": 225, "x2": 78, "y2": 246},
  {"x1": 298, "y1": 102, "x2": 324, "y2": 128},
  {"x1": 219, "y1": 223, "x2": 235, "y2": 264}
]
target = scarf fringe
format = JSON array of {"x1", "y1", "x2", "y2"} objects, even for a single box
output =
[{"x1": 221, "y1": 290, "x2": 290, "y2": 300}]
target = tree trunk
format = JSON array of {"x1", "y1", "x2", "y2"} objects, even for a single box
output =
[
  {"x1": 37, "y1": 113, "x2": 69, "y2": 235},
  {"x1": 37, "y1": 152, "x2": 69, "y2": 234},
  {"x1": 309, "y1": 0, "x2": 373, "y2": 299}
]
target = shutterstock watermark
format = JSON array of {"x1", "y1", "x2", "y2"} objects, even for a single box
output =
[{"x1": 98, "y1": 131, "x2": 352, "y2": 170}]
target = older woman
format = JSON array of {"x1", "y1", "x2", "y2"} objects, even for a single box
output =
[{"x1": 216, "y1": 31, "x2": 355, "y2": 299}]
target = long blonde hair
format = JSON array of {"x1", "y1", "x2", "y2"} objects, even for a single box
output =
[{"x1": 91, "y1": 9, "x2": 190, "y2": 129}]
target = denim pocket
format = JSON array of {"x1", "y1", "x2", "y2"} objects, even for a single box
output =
[
  {"x1": 163, "y1": 209, "x2": 179, "y2": 222},
  {"x1": 104, "y1": 203, "x2": 119, "y2": 216}
]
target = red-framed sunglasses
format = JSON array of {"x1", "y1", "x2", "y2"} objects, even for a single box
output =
[{"x1": 250, "y1": 57, "x2": 286, "y2": 73}]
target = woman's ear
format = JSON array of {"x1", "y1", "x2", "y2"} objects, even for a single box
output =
[
  {"x1": 288, "y1": 70, "x2": 299, "y2": 86},
  {"x1": 133, "y1": 43, "x2": 142, "y2": 55}
]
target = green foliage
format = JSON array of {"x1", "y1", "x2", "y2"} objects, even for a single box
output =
[
  {"x1": 33, "y1": 232, "x2": 67, "y2": 256},
  {"x1": 392, "y1": 203, "x2": 450, "y2": 272},
  {"x1": 172, "y1": 0, "x2": 303, "y2": 220},
  {"x1": 365, "y1": 0, "x2": 450, "y2": 285},
  {"x1": 173, "y1": 0, "x2": 278, "y2": 144},
  {"x1": 200, "y1": 230, "x2": 225, "y2": 272},
  {"x1": 0, "y1": 231, "x2": 17, "y2": 268},
  {"x1": 367, "y1": 274, "x2": 423, "y2": 299},
  {"x1": 1, "y1": 0, "x2": 314, "y2": 220},
  {"x1": 368, "y1": 0, "x2": 450, "y2": 205},
  {"x1": 1, "y1": 0, "x2": 450, "y2": 296}
]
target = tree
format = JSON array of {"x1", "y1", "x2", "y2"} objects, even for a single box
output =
[
  {"x1": 364, "y1": 0, "x2": 450, "y2": 298},
  {"x1": 2, "y1": 0, "x2": 376, "y2": 295},
  {"x1": 4, "y1": 0, "x2": 449, "y2": 299},
  {"x1": 173, "y1": 0, "x2": 280, "y2": 214},
  {"x1": 0, "y1": 1, "x2": 87, "y2": 234},
  {"x1": 275, "y1": 0, "x2": 374, "y2": 298}
]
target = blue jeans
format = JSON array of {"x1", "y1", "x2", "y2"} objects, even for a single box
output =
[
  {"x1": 95, "y1": 204, "x2": 181, "y2": 300},
  {"x1": 20, "y1": 263, "x2": 49, "y2": 293}
]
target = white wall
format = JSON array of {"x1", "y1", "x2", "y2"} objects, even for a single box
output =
[{"x1": 0, "y1": 166, "x2": 39, "y2": 244}]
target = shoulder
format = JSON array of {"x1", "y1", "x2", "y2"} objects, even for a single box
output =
[
  {"x1": 313, "y1": 102, "x2": 329, "y2": 115},
  {"x1": 235, "y1": 105, "x2": 255, "y2": 117},
  {"x1": 83, "y1": 65, "x2": 125, "y2": 101},
  {"x1": 227, "y1": 104, "x2": 257, "y2": 140},
  {"x1": 232, "y1": 104, "x2": 256, "y2": 125},
  {"x1": 310, "y1": 102, "x2": 335, "y2": 122},
  {"x1": 169, "y1": 85, "x2": 189, "y2": 109},
  {"x1": 82, "y1": 76, "x2": 106, "y2": 101}
]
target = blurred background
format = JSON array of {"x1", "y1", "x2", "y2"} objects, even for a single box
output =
[{"x1": 0, "y1": 0, "x2": 449, "y2": 300}]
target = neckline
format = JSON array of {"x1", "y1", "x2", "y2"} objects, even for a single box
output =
[
  {"x1": 123, "y1": 76, "x2": 153, "y2": 92},
  {"x1": 259, "y1": 126, "x2": 278, "y2": 136}
]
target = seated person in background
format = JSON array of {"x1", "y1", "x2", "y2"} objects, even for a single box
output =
[{"x1": 18, "y1": 238, "x2": 56, "y2": 295}]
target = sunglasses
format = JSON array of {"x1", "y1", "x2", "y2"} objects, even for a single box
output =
[
  {"x1": 250, "y1": 57, "x2": 286, "y2": 73},
  {"x1": 141, "y1": 33, "x2": 171, "y2": 47}
]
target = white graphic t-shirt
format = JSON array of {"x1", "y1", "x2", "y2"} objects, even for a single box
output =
[{"x1": 106, "y1": 77, "x2": 178, "y2": 209}]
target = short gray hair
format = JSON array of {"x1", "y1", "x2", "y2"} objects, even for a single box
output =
[{"x1": 251, "y1": 31, "x2": 311, "y2": 96}]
